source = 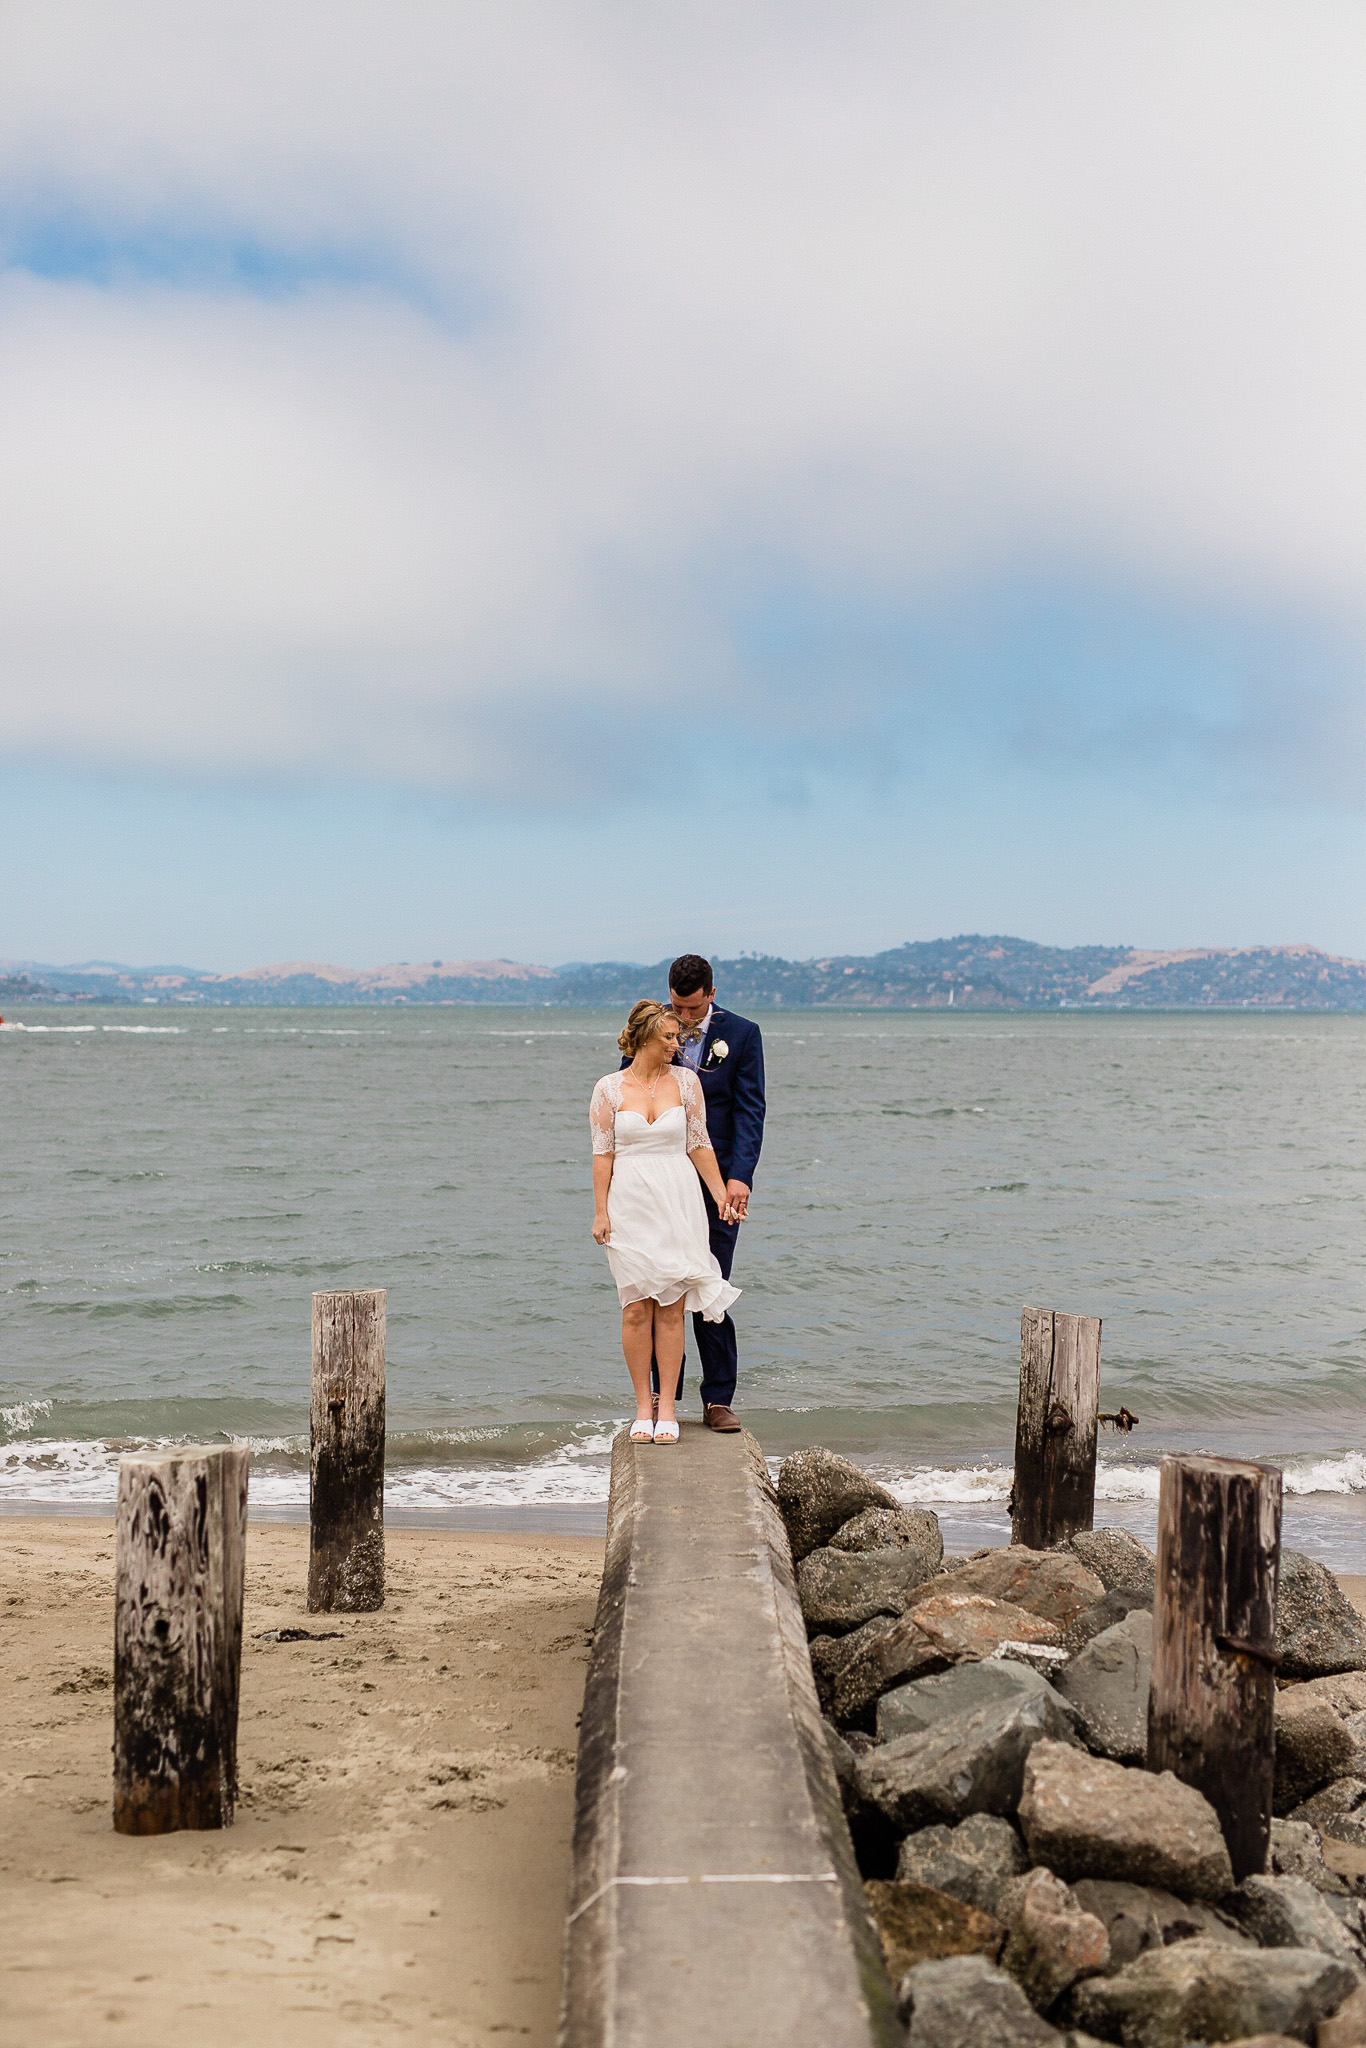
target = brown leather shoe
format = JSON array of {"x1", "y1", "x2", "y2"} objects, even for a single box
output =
[{"x1": 704, "y1": 1404, "x2": 741, "y2": 1432}]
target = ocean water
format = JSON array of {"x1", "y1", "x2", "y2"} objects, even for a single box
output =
[{"x1": 1, "y1": 1007, "x2": 1362, "y2": 1565}]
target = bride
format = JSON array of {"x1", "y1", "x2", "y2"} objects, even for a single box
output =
[{"x1": 590, "y1": 1000, "x2": 741, "y2": 1444}]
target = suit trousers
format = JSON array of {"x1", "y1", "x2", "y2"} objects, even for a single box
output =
[{"x1": 650, "y1": 1199, "x2": 741, "y2": 1410}]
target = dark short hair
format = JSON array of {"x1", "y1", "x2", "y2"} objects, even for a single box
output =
[{"x1": 668, "y1": 954, "x2": 714, "y2": 999}]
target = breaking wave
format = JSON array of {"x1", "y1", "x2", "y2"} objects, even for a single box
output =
[{"x1": 2, "y1": 1429, "x2": 1360, "y2": 1515}]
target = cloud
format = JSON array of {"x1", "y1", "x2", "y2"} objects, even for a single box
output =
[{"x1": 0, "y1": 2, "x2": 1361, "y2": 805}]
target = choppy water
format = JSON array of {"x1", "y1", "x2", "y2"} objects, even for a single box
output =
[{"x1": 1, "y1": 1007, "x2": 1362, "y2": 1564}]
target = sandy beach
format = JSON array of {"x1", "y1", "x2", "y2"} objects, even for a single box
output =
[
  {"x1": 0, "y1": 1518, "x2": 604, "y2": 2048},
  {"x1": 4, "y1": 1514, "x2": 1362, "y2": 2047}
]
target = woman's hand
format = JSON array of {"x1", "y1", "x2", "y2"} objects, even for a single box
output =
[
  {"x1": 688, "y1": 1147, "x2": 742, "y2": 1224},
  {"x1": 592, "y1": 1212, "x2": 611, "y2": 1245}
]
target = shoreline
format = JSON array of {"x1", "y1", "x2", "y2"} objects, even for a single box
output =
[
  {"x1": 0, "y1": 1517, "x2": 604, "y2": 2048},
  {"x1": 0, "y1": 1497, "x2": 613, "y2": 1535},
  {"x1": 3, "y1": 1490, "x2": 1360, "y2": 1572}
]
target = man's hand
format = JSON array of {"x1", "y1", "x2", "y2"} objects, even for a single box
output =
[{"x1": 725, "y1": 1179, "x2": 751, "y2": 1220}]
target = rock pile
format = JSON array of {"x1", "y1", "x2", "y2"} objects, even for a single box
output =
[{"x1": 776, "y1": 1446, "x2": 1366, "y2": 2047}]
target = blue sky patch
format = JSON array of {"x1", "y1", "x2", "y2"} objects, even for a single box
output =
[{"x1": 0, "y1": 206, "x2": 473, "y2": 321}]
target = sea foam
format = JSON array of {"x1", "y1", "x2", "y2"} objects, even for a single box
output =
[{"x1": 2, "y1": 1432, "x2": 1361, "y2": 1515}]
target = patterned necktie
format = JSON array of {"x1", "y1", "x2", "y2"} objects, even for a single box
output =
[{"x1": 678, "y1": 1023, "x2": 704, "y2": 1066}]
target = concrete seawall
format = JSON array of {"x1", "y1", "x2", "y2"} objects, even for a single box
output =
[{"x1": 559, "y1": 1423, "x2": 899, "y2": 2048}]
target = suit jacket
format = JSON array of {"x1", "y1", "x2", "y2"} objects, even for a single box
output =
[{"x1": 623, "y1": 1005, "x2": 766, "y2": 1187}]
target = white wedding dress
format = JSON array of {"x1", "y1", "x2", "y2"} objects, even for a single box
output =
[{"x1": 589, "y1": 1069, "x2": 742, "y2": 1321}]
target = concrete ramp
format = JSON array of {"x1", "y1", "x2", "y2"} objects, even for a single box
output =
[{"x1": 559, "y1": 1423, "x2": 898, "y2": 2048}]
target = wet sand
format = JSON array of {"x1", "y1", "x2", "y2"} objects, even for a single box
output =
[{"x1": 0, "y1": 1518, "x2": 603, "y2": 2048}]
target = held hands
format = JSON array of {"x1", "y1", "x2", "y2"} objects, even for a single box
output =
[{"x1": 715, "y1": 1180, "x2": 750, "y2": 1225}]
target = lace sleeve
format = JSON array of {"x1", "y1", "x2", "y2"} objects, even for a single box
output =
[
  {"x1": 590, "y1": 1075, "x2": 619, "y2": 1155},
  {"x1": 680, "y1": 1068, "x2": 710, "y2": 1152}
]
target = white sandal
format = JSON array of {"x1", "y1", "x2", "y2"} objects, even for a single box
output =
[
  {"x1": 629, "y1": 1419, "x2": 655, "y2": 1443},
  {"x1": 653, "y1": 1419, "x2": 680, "y2": 1444}
]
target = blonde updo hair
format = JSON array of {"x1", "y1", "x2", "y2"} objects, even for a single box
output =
[{"x1": 618, "y1": 999, "x2": 672, "y2": 1057}]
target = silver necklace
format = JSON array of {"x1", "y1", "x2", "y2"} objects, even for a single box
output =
[{"x1": 632, "y1": 1061, "x2": 666, "y2": 1102}]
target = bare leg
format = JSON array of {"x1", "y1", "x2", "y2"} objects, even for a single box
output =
[
  {"x1": 621, "y1": 1301, "x2": 656, "y2": 1421},
  {"x1": 652, "y1": 1299, "x2": 685, "y2": 1425}
]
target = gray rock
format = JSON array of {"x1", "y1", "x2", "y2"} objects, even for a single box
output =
[
  {"x1": 898, "y1": 1952, "x2": 1062, "y2": 2044},
  {"x1": 831, "y1": 1593, "x2": 1064, "y2": 1728},
  {"x1": 1056, "y1": 1610, "x2": 1152, "y2": 1764},
  {"x1": 1061, "y1": 1588, "x2": 1155, "y2": 1658},
  {"x1": 822, "y1": 1610, "x2": 940, "y2": 1725},
  {"x1": 1067, "y1": 1938, "x2": 1359, "y2": 2048},
  {"x1": 927, "y1": 1548, "x2": 1106, "y2": 1628},
  {"x1": 1070, "y1": 1878, "x2": 1251, "y2": 1969},
  {"x1": 1291, "y1": 1778, "x2": 1366, "y2": 1849},
  {"x1": 1300, "y1": 1672, "x2": 1366, "y2": 1718},
  {"x1": 1327, "y1": 1896, "x2": 1366, "y2": 1964},
  {"x1": 1002, "y1": 1867, "x2": 1111, "y2": 2013},
  {"x1": 830, "y1": 1504, "x2": 944, "y2": 1567},
  {"x1": 809, "y1": 1619, "x2": 897, "y2": 1717},
  {"x1": 1276, "y1": 1552, "x2": 1366, "y2": 1680},
  {"x1": 1281, "y1": 1677, "x2": 1366, "y2": 1790},
  {"x1": 1226, "y1": 1873, "x2": 1366, "y2": 1975},
  {"x1": 1018, "y1": 1740, "x2": 1234, "y2": 1900},
  {"x1": 823, "y1": 1716, "x2": 859, "y2": 1803},
  {"x1": 858, "y1": 1691, "x2": 1078, "y2": 1836},
  {"x1": 1275, "y1": 1686, "x2": 1360, "y2": 1814},
  {"x1": 776, "y1": 1447, "x2": 896, "y2": 1563},
  {"x1": 809, "y1": 1629, "x2": 857, "y2": 1714},
  {"x1": 1065, "y1": 1528, "x2": 1156, "y2": 1600},
  {"x1": 797, "y1": 1543, "x2": 938, "y2": 1635},
  {"x1": 1270, "y1": 1817, "x2": 1351, "y2": 1895},
  {"x1": 897, "y1": 1814, "x2": 1030, "y2": 1916},
  {"x1": 879, "y1": 1656, "x2": 1074, "y2": 1744}
]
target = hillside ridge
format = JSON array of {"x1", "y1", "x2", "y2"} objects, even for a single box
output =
[{"x1": 3, "y1": 937, "x2": 1361, "y2": 1011}]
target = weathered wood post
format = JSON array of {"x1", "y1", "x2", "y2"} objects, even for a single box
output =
[
  {"x1": 1010, "y1": 1306, "x2": 1102, "y2": 1548},
  {"x1": 308, "y1": 1287, "x2": 386, "y2": 1612},
  {"x1": 113, "y1": 1443, "x2": 250, "y2": 1834},
  {"x1": 1148, "y1": 1453, "x2": 1282, "y2": 1882}
]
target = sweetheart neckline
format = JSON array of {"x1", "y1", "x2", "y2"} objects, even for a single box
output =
[{"x1": 617, "y1": 1105, "x2": 685, "y2": 1126}]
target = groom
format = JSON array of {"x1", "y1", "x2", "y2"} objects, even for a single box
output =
[{"x1": 646, "y1": 952, "x2": 766, "y2": 1431}]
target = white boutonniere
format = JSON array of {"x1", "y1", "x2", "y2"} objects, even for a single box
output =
[{"x1": 707, "y1": 1039, "x2": 729, "y2": 1064}]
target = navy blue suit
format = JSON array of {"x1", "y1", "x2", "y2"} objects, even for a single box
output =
[{"x1": 625, "y1": 1006, "x2": 765, "y2": 1410}]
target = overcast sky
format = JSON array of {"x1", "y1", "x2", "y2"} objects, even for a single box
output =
[{"x1": 2, "y1": 3, "x2": 1362, "y2": 967}]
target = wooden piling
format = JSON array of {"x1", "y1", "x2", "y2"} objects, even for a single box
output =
[
  {"x1": 308, "y1": 1287, "x2": 386, "y2": 1612},
  {"x1": 1148, "y1": 1453, "x2": 1282, "y2": 1882},
  {"x1": 1010, "y1": 1306, "x2": 1102, "y2": 1549},
  {"x1": 113, "y1": 1442, "x2": 250, "y2": 1834}
]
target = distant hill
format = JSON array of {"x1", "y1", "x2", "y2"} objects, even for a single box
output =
[
  {"x1": 0, "y1": 971, "x2": 56, "y2": 1006},
  {"x1": 0, "y1": 956, "x2": 555, "y2": 1008},
  {"x1": 3, "y1": 938, "x2": 1362, "y2": 1010},
  {"x1": 552, "y1": 939, "x2": 1364, "y2": 1010}
]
